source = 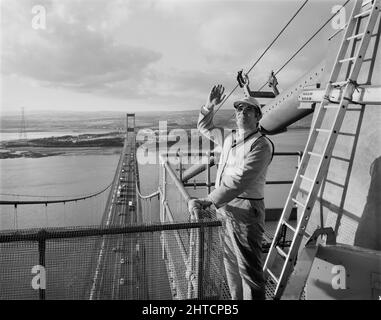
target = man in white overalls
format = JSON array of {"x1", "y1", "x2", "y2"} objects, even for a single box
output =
[{"x1": 188, "y1": 84, "x2": 274, "y2": 300}]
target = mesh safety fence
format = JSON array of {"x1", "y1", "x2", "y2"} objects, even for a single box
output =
[
  {"x1": 159, "y1": 156, "x2": 298, "y2": 300},
  {"x1": 159, "y1": 159, "x2": 231, "y2": 299},
  {"x1": 0, "y1": 222, "x2": 222, "y2": 300},
  {"x1": 0, "y1": 239, "x2": 39, "y2": 299}
]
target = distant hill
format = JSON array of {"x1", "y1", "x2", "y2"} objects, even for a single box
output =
[{"x1": 0, "y1": 109, "x2": 313, "y2": 133}]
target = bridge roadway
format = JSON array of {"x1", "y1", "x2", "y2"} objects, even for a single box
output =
[{"x1": 94, "y1": 134, "x2": 149, "y2": 299}]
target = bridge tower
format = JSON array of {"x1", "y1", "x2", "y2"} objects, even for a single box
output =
[
  {"x1": 126, "y1": 113, "x2": 135, "y2": 145},
  {"x1": 126, "y1": 113, "x2": 135, "y2": 133},
  {"x1": 18, "y1": 107, "x2": 27, "y2": 140}
]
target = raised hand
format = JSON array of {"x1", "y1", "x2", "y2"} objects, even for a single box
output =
[{"x1": 206, "y1": 84, "x2": 226, "y2": 110}]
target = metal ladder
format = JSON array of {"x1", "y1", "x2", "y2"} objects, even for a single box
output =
[{"x1": 263, "y1": 0, "x2": 380, "y2": 300}]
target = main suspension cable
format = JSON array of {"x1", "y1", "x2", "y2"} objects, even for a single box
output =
[
  {"x1": 0, "y1": 182, "x2": 112, "y2": 205},
  {"x1": 215, "y1": 0, "x2": 352, "y2": 119},
  {"x1": 257, "y1": 0, "x2": 351, "y2": 91},
  {"x1": 0, "y1": 183, "x2": 112, "y2": 199},
  {"x1": 213, "y1": 0, "x2": 309, "y2": 115}
]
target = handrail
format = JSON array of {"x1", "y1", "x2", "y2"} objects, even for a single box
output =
[
  {"x1": 180, "y1": 151, "x2": 302, "y2": 183},
  {"x1": 0, "y1": 221, "x2": 221, "y2": 243},
  {"x1": 158, "y1": 149, "x2": 302, "y2": 299},
  {"x1": 160, "y1": 154, "x2": 191, "y2": 204},
  {"x1": 162, "y1": 151, "x2": 216, "y2": 158},
  {"x1": 0, "y1": 220, "x2": 222, "y2": 300},
  {"x1": 159, "y1": 155, "x2": 203, "y2": 299}
]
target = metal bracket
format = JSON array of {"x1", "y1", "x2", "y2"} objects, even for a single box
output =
[
  {"x1": 305, "y1": 227, "x2": 336, "y2": 247},
  {"x1": 237, "y1": 70, "x2": 246, "y2": 88}
]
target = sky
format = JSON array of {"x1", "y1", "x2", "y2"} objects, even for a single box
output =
[{"x1": 0, "y1": 0, "x2": 348, "y2": 115}]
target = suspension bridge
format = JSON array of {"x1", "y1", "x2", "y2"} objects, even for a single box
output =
[
  {"x1": 1, "y1": 0, "x2": 380, "y2": 300},
  {"x1": 0, "y1": 111, "x2": 301, "y2": 300}
]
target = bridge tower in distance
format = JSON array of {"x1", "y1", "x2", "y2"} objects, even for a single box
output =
[
  {"x1": 126, "y1": 113, "x2": 135, "y2": 137},
  {"x1": 18, "y1": 107, "x2": 27, "y2": 140}
]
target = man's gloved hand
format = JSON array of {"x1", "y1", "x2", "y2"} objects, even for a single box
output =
[
  {"x1": 205, "y1": 84, "x2": 226, "y2": 112},
  {"x1": 187, "y1": 198, "x2": 213, "y2": 217}
]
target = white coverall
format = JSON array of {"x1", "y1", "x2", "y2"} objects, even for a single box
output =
[{"x1": 198, "y1": 107, "x2": 273, "y2": 300}]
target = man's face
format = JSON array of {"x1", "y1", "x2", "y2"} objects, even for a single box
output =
[{"x1": 235, "y1": 103, "x2": 260, "y2": 130}]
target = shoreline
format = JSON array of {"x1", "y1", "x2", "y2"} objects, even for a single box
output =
[
  {"x1": 0, "y1": 127, "x2": 310, "y2": 159},
  {"x1": 0, "y1": 147, "x2": 122, "y2": 159},
  {"x1": 0, "y1": 132, "x2": 123, "y2": 159}
]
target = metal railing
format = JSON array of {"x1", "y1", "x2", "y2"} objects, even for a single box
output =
[
  {"x1": 170, "y1": 151, "x2": 303, "y2": 189},
  {"x1": 155, "y1": 150, "x2": 303, "y2": 300},
  {"x1": 0, "y1": 132, "x2": 224, "y2": 300},
  {"x1": 0, "y1": 222, "x2": 221, "y2": 300},
  {"x1": 1, "y1": 123, "x2": 302, "y2": 300},
  {"x1": 156, "y1": 153, "x2": 225, "y2": 299}
]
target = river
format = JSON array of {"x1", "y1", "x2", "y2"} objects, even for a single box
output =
[{"x1": 0, "y1": 129, "x2": 309, "y2": 231}]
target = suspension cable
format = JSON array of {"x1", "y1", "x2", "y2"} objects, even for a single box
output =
[
  {"x1": 0, "y1": 183, "x2": 113, "y2": 199},
  {"x1": 220, "y1": 0, "x2": 352, "y2": 125},
  {"x1": 215, "y1": 0, "x2": 352, "y2": 119},
  {"x1": 0, "y1": 193, "x2": 72, "y2": 198},
  {"x1": 213, "y1": 0, "x2": 309, "y2": 115},
  {"x1": 257, "y1": 0, "x2": 351, "y2": 91},
  {"x1": 0, "y1": 182, "x2": 112, "y2": 205}
]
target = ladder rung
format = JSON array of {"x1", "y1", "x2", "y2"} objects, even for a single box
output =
[
  {"x1": 324, "y1": 104, "x2": 340, "y2": 109},
  {"x1": 308, "y1": 151, "x2": 323, "y2": 158},
  {"x1": 292, "y1": 197, "x2": 305, "y2": 208},
  {"x1": 331, "y1": 155, "x2": 351, "y2": 162},
  {"x1": 283, "y1": 221, "x2": 296, "y2": 233},
  {"x1": 316, "y1": 128, "x2": 331, "y2": 133},
  {"x1": 338, "y1": 131, "x2": 356, "y2": 137},
  {"x1": 339, "y1": 57, "x2": 356, "y2": 63},
  {"x1": 347, "y1": 32, "x2": 364, "y2": 40},
  {"x1": 331, "y1": 81, "x2": 347, "y2": 86},
  {"x1": 300, "y1": 174, "x2": 314, "y2": 183},
  {"x1": 264, "y1": 0, "x2": 377, "y2": 299},
  {"x1": 325, "y1": 178, "x2": 345, "y2": 188},
  {"x1": 276, "y1": 246, "x2": 288, "y2": 259},
  {"x1": 354, "y1": 9, "x2": 371, "y2": 18},
  {"x1": 267, "y1": 269, "x2": 279, "y2": 283}
]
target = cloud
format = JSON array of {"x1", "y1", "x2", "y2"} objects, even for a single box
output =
[
  {"x1": 197, "y1": 0, "x2": 335, "y2": 68},
  {"x1": 1, "y1": 0, "x2": 237, "y2": 108},
  {"x1": 197, "y1": 2, "x2": 291, "y2": 62},
  {"x1": 1, "y1": 0, "x2": 341, "y2": 112},
  {"x1": 95, "y1": 68, "x2": 235, "y2": 106},
  {"x1": 1, "y1": 0, "x2": 162, "y2": 91}
]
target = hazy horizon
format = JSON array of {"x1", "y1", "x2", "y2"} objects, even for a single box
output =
[{"x1": 0, "y1": 107, "x2": 206, "y2": 117}]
